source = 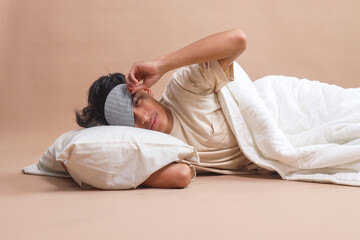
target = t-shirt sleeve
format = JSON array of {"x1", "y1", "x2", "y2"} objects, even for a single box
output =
[{"x1": 171, "y1": 60, "x2": 234, "y2": 95}]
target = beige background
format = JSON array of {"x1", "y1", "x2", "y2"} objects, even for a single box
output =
[
  {"x1": 1, "y1": 1, "x2": 360, "y2": 239},
  {"x1": 1, "y1": 0, "x2": 359, "y2": 141}
]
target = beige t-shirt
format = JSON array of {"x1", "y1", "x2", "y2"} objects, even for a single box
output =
[{"x1": 160, "y1": 61, "x2": 270, "y2": 174}]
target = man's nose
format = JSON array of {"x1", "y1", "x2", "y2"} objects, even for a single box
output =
[{"x1": 133, "y1": 108, "x2": 149, "y2": 126}]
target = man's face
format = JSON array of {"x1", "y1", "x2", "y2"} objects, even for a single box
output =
[{"x1": 132, "y1": 90, "x2": 173, "y2": 134}]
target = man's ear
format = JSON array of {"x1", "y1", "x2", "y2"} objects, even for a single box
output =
[{"x1": 142, "y1": 88, "x2": 153, "y2": 97}]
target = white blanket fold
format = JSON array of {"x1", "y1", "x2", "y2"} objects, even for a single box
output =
[{"x1": 219, "y1": 63, "x2": 360, "y2": 186}]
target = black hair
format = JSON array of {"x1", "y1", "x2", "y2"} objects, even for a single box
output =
[{"x1": 75, "y1": 73, "x2": 126, "y2": 128}]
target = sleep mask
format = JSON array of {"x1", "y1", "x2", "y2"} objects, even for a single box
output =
[{"x1": 104, "y1": 84, "x2": 134, "y2": 126}]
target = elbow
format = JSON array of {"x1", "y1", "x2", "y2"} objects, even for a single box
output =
[
  {"x1": 231, "y1": 28, "x2": 247, "y2": 51},
  {"x1": 174, "y1": 164, "x2": 192, "y2": 188}
]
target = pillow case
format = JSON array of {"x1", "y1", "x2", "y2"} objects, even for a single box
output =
[
  {"x1": 38, "y1": 129, "x2": 80, "y2": 174},
  {"x1": 39, "y1": 126, "x2": 199, "y2": 189}
]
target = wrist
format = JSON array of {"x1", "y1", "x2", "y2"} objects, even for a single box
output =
[{"x1": 154, "y1": 55, "x2": 173, "y2": 75}]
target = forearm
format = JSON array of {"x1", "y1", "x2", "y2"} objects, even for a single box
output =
[{"x1": 155, "y1": 28, "x2": 246, "y2": 74}]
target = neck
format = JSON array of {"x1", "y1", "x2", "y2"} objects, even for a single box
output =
[{"x1": 163, "y1": 104, "x2": 173, "y2": 134}]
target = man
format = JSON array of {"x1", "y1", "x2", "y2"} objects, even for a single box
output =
[{"x1": 76, "y1": 29, "x2": 251, "y2": 188}]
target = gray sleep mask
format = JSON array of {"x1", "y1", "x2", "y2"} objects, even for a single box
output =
[{"x1": 104, "y1": 84, "x2": 134, "y2": 126}]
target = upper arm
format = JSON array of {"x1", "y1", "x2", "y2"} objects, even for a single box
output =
[{"x1": 217, "y1": 28, "x2": 247, "y2": 71}]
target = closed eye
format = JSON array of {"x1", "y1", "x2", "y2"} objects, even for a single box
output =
[{"x1": 135, "y1": 96, "x2": 142, "y2": 105}]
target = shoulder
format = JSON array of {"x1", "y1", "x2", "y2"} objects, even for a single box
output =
[{"x1": 171, "y1": 61, "x2": 233, "y2": 94}]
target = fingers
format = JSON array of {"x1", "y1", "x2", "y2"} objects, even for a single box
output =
[
  {"x1": 125, "y1": 68, "x2": 139, "y2": 93},
  {"x1": 125, "y1": 61, "x2": 161, "y2": 94},
  {"x1": 126, "y1": 67, "x2": 138, "y2": 85},
  {"x1": 126, "y1": 73, "x2": 144, "y2": 94},
  {"x1": 126, "y1": 63, "x2": 146, "y2": 93}
]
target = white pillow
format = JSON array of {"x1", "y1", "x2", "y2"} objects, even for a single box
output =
[
  {"x1": 38, "y1": 130, "x2": 80, "y2": 174},
  {"x1": 39, "y1": 126, "x2": 199, "y2": 189}
]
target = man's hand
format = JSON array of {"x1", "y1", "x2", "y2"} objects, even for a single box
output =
[{"x1": 126, "y1": 61, "x2": 163, "y2": 94}]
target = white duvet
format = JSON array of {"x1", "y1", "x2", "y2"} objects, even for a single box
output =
[{"x1": 219, "y1": 63, "x2": 360, "y2": 186}]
